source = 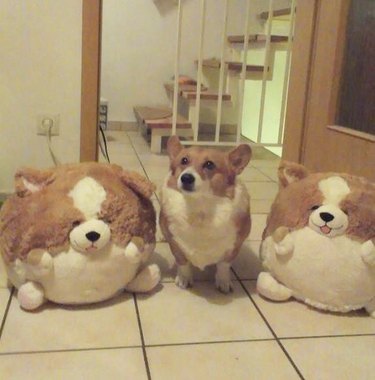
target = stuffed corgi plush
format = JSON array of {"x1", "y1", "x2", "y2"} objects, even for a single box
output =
[
  {"x1": 257, "y1": 161, "x2": 375, "y2": 316},
  {"x1": 0, "y1": 162, "x2": 160, "y2": 310},
  {"x1": 160, "y1": 136, "x2": 251, "y2": 293}
]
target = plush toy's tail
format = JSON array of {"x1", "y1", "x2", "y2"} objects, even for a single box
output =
[
  {"x1": 257, "y1": 272, "x2": 292, "y2": 301},
  {"x1": 125, "y1": 264, "x2": 161, "y2": 293}
]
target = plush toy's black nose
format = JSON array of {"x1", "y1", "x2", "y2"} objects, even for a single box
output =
[
  {"x1": 86, "y1": 231, "x2": 101, "y2": 242},
  {"x1": 180, "y1": 173, "x2": 195, "y2": 191},
  {"x1": 320, "y1": 212, "x2": 334, "y2": 223}
]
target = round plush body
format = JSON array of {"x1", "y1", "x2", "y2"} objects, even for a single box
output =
[
  {"x1": 0, "y1": 162, "x2": 160, "y2": 310},
  {"x1": 257, "y1": 162, "x2": 375, "y2": 317}
]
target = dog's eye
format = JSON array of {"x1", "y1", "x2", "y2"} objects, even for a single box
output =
[
  {"x1": 72, "y1": 220, "x2": 81, "y2": 228},
  {"x1": 310, "y1": 205, "x2": 320, "y2": 211},
  {"x1": 181, "y1": 157, "x2": 189, "y2": 165},
  {"x1": 203, "y1": 160, "x2": 215, "y2": 170}
]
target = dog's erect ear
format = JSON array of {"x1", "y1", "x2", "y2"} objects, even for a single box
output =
[
  {"x1": 15, "y1": 167, "x2": 55, "y2": 197},
  {"x1": 278, "y1": 161, "x2": 309, "y2": 188},
  {"x1": 167, "y1": 135, "x2": 183, "y2": 160},
  {"x1": 228, "y1": 144, "x2": 252, "y2": 175},
  {"x1": 120, "y1": 170, "x2": 156, "y2": 199}
]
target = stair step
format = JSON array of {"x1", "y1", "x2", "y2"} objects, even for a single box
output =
[
  {"x1": 259, "y1": 7, "x2": 292, "y2": 20},
  {"x1": 164, "y1": 83, "x2": 230, "y2": 102},
  {"x1": 199, "y1": 59, "x2": 266, "y2": 73},
  {"x1": 227, "y1": 34, "x2": 289, "y2": 44},
  {"x1": 133, "y1": 106, "x2": 191, "y2": 129},
  {"x1": 164, "y1": 83, "x2": 208, "y2": 96}
]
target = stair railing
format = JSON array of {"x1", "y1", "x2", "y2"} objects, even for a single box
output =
[
  {"x1": 257, "y1": 0, "x2": 274, "y2": 144},
  {"x1": 171, "y1": 0, "x2": 183, "y2": 136},
  {"x1": 236, "y1": 0, "x2": 252, "y2": 144},
  {"x1": 215, "y1": 0, "x2": 229, "y2": 143},
  {"x1": 278, "y1": 0, "x2": 296, "y2": 144},
  {"x1": 193, "y1": 0, "x2": 207, "y2": 142}
]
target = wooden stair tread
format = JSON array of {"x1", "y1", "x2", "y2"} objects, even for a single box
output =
[
  {"x1": 164, "y1": 83, "x2": 230, "y2": 101},
  {"x1": 227, "y1": 34, "x2": 289, "y2": 44},
  {"x1": 134, "y1": 106, "x2": 191, "y2": 129},
  {"x1": 259, "y1": 7, "x2": 292, "y2": 20},
  {"x1": 200, "y1": 59, "x2": 265, "y2": 73},
  {"x1": 164, "y1": 83, "x2": 208, "y2": 96}
]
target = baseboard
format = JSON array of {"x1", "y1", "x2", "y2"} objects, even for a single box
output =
[{"x1": 107, "y1": 121, "x2": 138, "y2": 131}]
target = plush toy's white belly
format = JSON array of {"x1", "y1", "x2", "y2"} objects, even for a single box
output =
[
  {"x1": 8, "y1": 243, "x2": 138, "y2": 304},
  {"x1": 262, "y1": 227, "x2": 375, "y2": 312}
]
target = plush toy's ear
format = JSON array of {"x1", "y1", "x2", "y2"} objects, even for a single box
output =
[
  {"x1": 228, "y1": 144, "x2": 252, "y2": 175},
  {"x1": 15, "y1": 167, "x2": 55, "y2": 196},
  {"x1": 167, "y1": 135, "x2": 183, "y2": 160},
  {"x1": 120, "y1": 170, "x2": 156, "y2": 199},
  {"x1": 278, "y1": 161, "x2": 309, "y2": 188}
]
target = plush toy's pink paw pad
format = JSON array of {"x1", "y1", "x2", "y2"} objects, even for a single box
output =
[{"x1": 17, "y1": 282, "x2": 45, "y2": 311}]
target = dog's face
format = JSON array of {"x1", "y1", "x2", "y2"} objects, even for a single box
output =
[{"x1": 166, "y1": 136, "x2": 251, "y2": 197}]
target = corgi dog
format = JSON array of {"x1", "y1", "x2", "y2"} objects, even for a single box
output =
[{"x1": 159, "y1": 136, "x2": 251, "y2": 293}]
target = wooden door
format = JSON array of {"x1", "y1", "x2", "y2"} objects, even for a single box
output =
[{"x1": 283, "y1": 0, "x2": 375, "y2": 181}]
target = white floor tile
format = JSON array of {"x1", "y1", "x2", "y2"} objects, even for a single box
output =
[
  {"x1": 245, "y1": 281, "x2": 375, "y2": 337},
  {"x1": 0, "y1": 293, "x2": 141, "y2": 353},
  {"x1": 147, "y1": 341, "x2": 300, "y2": 380},
  {"x1": 137, "y1": 282, "x2": 273, "y2": 345},
  {"x1": 282, "y1": 336, "x2": 375, "y2": 380},
  {"x1": 0, "y1": 347, "x2": 147, "y2": 380}
]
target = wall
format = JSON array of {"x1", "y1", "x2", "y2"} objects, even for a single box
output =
[
  {"x1": 101, "y1": 0, "x2": 291, "y2": 123},
  {"x1": 0, "y1": 1, "x2": 82, "y2": 194}
]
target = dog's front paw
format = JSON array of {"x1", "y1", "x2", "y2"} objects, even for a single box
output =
[
  {"x1": 175, "y1": 273, "x2": 193, "y2": 289},
  {"x1": 175, "y1": 264, "x2": 193, "y2": 289},
  {"x1": 215, "y1": 278, "x2": 233, "y2": 294}
]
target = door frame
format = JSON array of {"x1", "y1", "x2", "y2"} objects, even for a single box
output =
[
  {"x1": 80, "y1": 0, "x2": 102, "y2": 162},
  {"x1": 283, "y1": 0, "x2": 375, "y2": 172},
  {"x1": 282, "y1": 0, "x2": 318, "y2": 162}
]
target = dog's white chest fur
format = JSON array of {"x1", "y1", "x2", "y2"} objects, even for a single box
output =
[{"x1": 161, "y1": 180, "x2": 248, "y2": 269}]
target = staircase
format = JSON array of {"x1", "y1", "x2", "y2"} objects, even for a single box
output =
[{"x1": 134, "y1": 5, "x2": 293, "y2": 154}]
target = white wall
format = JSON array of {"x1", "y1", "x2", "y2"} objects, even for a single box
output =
[
  {"x1": 0, "y1": 1, "x2": 82, "y2": 194},
  {"x1": 101, "y1": 0, "x2": 290, "y2": 123}
]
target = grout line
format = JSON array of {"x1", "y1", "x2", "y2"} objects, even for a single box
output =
[
  {"x1": 280, "y1": 333, "x2": 375, "y2": 340},
  {"x1": 0, "y1": 287, "x2": 14, "y2": 341},
  {"x1": 0, "y1": 345, "x2": 142, "y2": 357},
  {"x1": 145, "y1": 337, "x2": 276, "y2": 349},
  {"x1": 133, "y1": 294, "x2": 152, "y2": 380},
  {"x1": 232, "y1": 270, "x2": 305, "y2": 380}
]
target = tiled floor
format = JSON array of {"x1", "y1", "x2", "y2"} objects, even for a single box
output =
[{"x1": 1, "y1": 130, "x2": 374, "y2": 380}]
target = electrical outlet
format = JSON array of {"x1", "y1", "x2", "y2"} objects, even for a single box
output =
[{"x1": 37, "y1": 114, "x2": 60, "y2": 136}]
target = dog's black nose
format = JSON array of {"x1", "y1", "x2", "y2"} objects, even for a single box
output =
[
  {"x1": 180, "y1": 173, "x2": 195, "y2": 192},
  {"x1": 181, "y1": 173, "x2": 195, "y2": 185},
  {"x1": 86, "y1": 231, "x2": 101, "y2": 242},
  {"x1": 320, "y1": 212, "x2": 334, "y2": 223}
]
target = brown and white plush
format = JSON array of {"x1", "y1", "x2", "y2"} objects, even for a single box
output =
[
  {"x1": 160, "y1": 136, "x2": 251, "y2": 293},
  {"x1": 257, "y1": 161, "x2": 375, "y2": 316},
  {"x1": 0, "y1": 162, "x2": 160, "y2": 310}
]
